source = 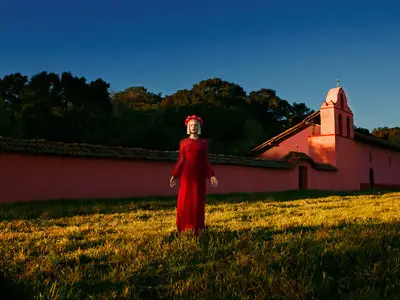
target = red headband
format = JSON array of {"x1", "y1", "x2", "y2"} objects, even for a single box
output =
[{"x1": 185, "y1": 115, "x2": 203, "y2": 126}]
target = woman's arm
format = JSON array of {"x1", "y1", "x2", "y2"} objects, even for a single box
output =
[
  {"x1": 172, "y1": 139, "x2": 185, "y2": 178},
  {"x1": 204, "y1": 139, "x2": 215, "y2": 179}
]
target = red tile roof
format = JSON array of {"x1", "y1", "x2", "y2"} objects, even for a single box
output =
[
  {"x1": 0, "y1": 136, "x2": 293, "y2": 169},
  {"x1": 354, "y1": 133, "x2": 400, "y2": 152},
  {"x1": 247, "y1": 110, "x2": 320, "y2": 156},
  {"x1": 247, "y1": 109, "x2": 400, "y2": 156},
  {"x1": 0, "y1": 136, "x2": 338, "y2": 171},
  {"x1": 283, "y1": 151, "x2": 337, "y2": 171}
]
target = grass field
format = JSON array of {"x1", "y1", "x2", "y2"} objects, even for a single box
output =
[{"x1": 1, "y1": 189, "x2": 400, "y2": 300}]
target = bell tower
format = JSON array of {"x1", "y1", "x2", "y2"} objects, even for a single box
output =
[
  {"x1": 308, "y1": 85, "x2": 359, "y2": 190},
  {"x1": 320, "y1": 86, "x2": 354, "y2": 138}
]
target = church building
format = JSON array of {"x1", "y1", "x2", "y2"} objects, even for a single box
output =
[
  {"x1": 1, "y1": 85, "x2": 399, "y2": 203},
  {"x1": 247, "y1": 86, "x2": 400, "y2": 190}
]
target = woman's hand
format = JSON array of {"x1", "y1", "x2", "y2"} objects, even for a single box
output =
[
  {"x1": 170, "y1": 176, "x2": 177, "y2": 188},
  {"x1": 210, "y1": 176, "x2": 218, "y2": 188}
]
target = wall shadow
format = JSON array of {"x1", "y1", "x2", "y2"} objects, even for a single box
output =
[
  {"x1": 0, "y1": 272, "x2": 32, "y2": 300},
  {"x1": 128, "y1": 222, "x2": 400, "y2": 299},
  {"x1": 1, "y1": 189, "x2": 399, "y2": 221},
  {"x1": 207, "y1": 188, "x2": 400, "y2": 204},
  {"x1": 1, "y1": 222, "x2": 399, "y2": 299},
  {"x1": 308, "y1": 143, "x2": 336, "y2": 166},
  {"x1": 0, "y1": 196, "x2": 177, "y2": 221}
]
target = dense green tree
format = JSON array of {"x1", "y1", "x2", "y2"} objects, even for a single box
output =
[
  {"x1": 248, "y1": 88, "x2": 313, "y2": 129},
  {"x1": 0, "y1": 96, "x2": 24, "y2": 137},
  {"x1": 372, "y1": 127, "x2": 400, "y2": 144},
  {"x1": 3, "y1": 71, "x2": 396, "y2": 156},
  {"x1": 354, "y1": 126, "x2": 371, "y2": 135},
  {"x1": 113, "y1": 86, "x2": 161, "y2": 112},
  {"x1": 161, "y1": 78, "x2": 247, "y2": 108},
  {"x1": 0, "y1": 72, "x2": 29, "y2": 118}
]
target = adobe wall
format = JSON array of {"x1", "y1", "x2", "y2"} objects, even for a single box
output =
[
  {"x1": 356, "y1": 142, "x2": 400, "y2": 189},
  {"x1": 334, "y1": 136, "x2": 360, "y2": 191},
  {"x1": 257, "y1": 128, "x2": 310, "y2": 160},
  {"x1": 0, "y1": 153, "x2": 297, "y2": 203},
  {"x1": 308, "y1": 135, "x2": 336, "y2": 166},
  {"x1": 306, "y1": 164, "x2": 338, "y2": 190}
]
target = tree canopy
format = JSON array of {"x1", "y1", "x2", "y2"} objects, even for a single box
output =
[{"x1": 0, "y1": 72, "x2": 397, "y2": 155}]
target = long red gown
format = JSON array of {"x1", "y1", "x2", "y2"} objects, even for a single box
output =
[{"x1": 172, "y1": 137, "x2": 215, "y2": 234}]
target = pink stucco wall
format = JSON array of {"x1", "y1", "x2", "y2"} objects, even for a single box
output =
[
  {"x1": 356, "y1": 142, "x2": 400, "y2": 188},
  {"x1": 319, "y1": 107, "x2": 336, "y2": 136},
  {"x1": 254, "y1": 122, "x2": 400, "y2": 192},
  {"x1": 257, "y1": 127, "x2": 310, "y2": 160},
  {"x1": 320, "y1": 88, "x2": 354, "y2": 139},
  {"x1": 307, "y1": 164, "x2": 337, "y2": 190},
  {"x1": 334, "y1": 136, "x2": 360, "y2": 190},
  {"x1": 0, "y1": 153, "x2": 298, "y2": 203},
  {"x1": 4, "y1": 81, "x2": 400, "y2": 204},
  {"x1": 308, "y1": 135, "x2": 336, "y2": 166}
]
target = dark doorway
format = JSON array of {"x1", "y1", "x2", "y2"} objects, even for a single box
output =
[
  {"x1": 299, "y1": 166, "x2": 308, "y2": 189},
  {"x1": 369, "y1": 168, "x2": 374, "y2": 189}
]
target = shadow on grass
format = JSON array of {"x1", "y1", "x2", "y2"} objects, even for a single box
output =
[
  {"x1": 0, "y1": 272, "x2": 31, "y2": 300},
  {"x1": 1, "y1": 222, "x2": 399, "y2": 299},
  {"x1": 1, "y1": 189, "x2": 399, "y2": 221},
  {"x1": 139, "y1": 222, "x2": 400, "y2": 299},
  {"x1": 209, "y1": 188, "x2": 400, "y2": 203},
  {"x1": 0, "y1": 196, "x2": 176, "y2": 221}
]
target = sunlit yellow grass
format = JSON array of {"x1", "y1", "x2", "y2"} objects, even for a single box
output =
[{"x1": 0, "y1": 190, "x2": 399, "y2": 299}]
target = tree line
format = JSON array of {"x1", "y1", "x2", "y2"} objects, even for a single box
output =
[{"x1": 0, "y1": 71, "x2": 398, "y2": 155}]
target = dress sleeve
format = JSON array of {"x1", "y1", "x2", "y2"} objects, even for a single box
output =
[
  {"x1": 204, "y1": 139, "x2": 215, "y2": 179},
  {"x1": 172, "y1": 139, "x2": 185, "y2": 178}
]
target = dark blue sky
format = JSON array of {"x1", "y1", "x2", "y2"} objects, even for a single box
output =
[{"x1": 1, "y1": 0, "x2": 399, "y2": 130}]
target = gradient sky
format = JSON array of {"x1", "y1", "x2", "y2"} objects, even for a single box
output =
[{"x1": 1, "y1": 0, "x2": 399, "y2": 130}]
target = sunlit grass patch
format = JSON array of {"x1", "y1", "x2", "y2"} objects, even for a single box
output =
[{"x1": 1, "y1": 189, "x2": 400, "y2": 299}]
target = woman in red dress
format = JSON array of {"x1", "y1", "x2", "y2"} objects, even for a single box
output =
[{"x1": 170, "y1": 115, "x2": 218, "y2": 234}]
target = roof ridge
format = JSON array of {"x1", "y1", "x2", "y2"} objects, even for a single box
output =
[
  {"x1": 0, "y1": 136, "x2": 296, "y2": 169},
  {"x1": 354, "y1": 132, "x2": 400, "y2": 151},
  {"x1": 0, "y1": 136, "x2": 180, "y2": 153},
  {"x1": 246, "y1": 110, "x2": 320, "y2": 156},
  {"x1": 282, "y1": 150, "x2": 337, "y2": 171}
]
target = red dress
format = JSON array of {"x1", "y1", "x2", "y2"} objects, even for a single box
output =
[{"x1": 172, "y1": 138, "x2": 215, "y2": 234}]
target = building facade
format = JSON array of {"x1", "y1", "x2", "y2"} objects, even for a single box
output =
[
  {"x1": 1, "y1": 86, "x2": 399, "y2": 203},
  {"x1": 248, "y1": 86, "x2": 400, "y2": 190}
]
